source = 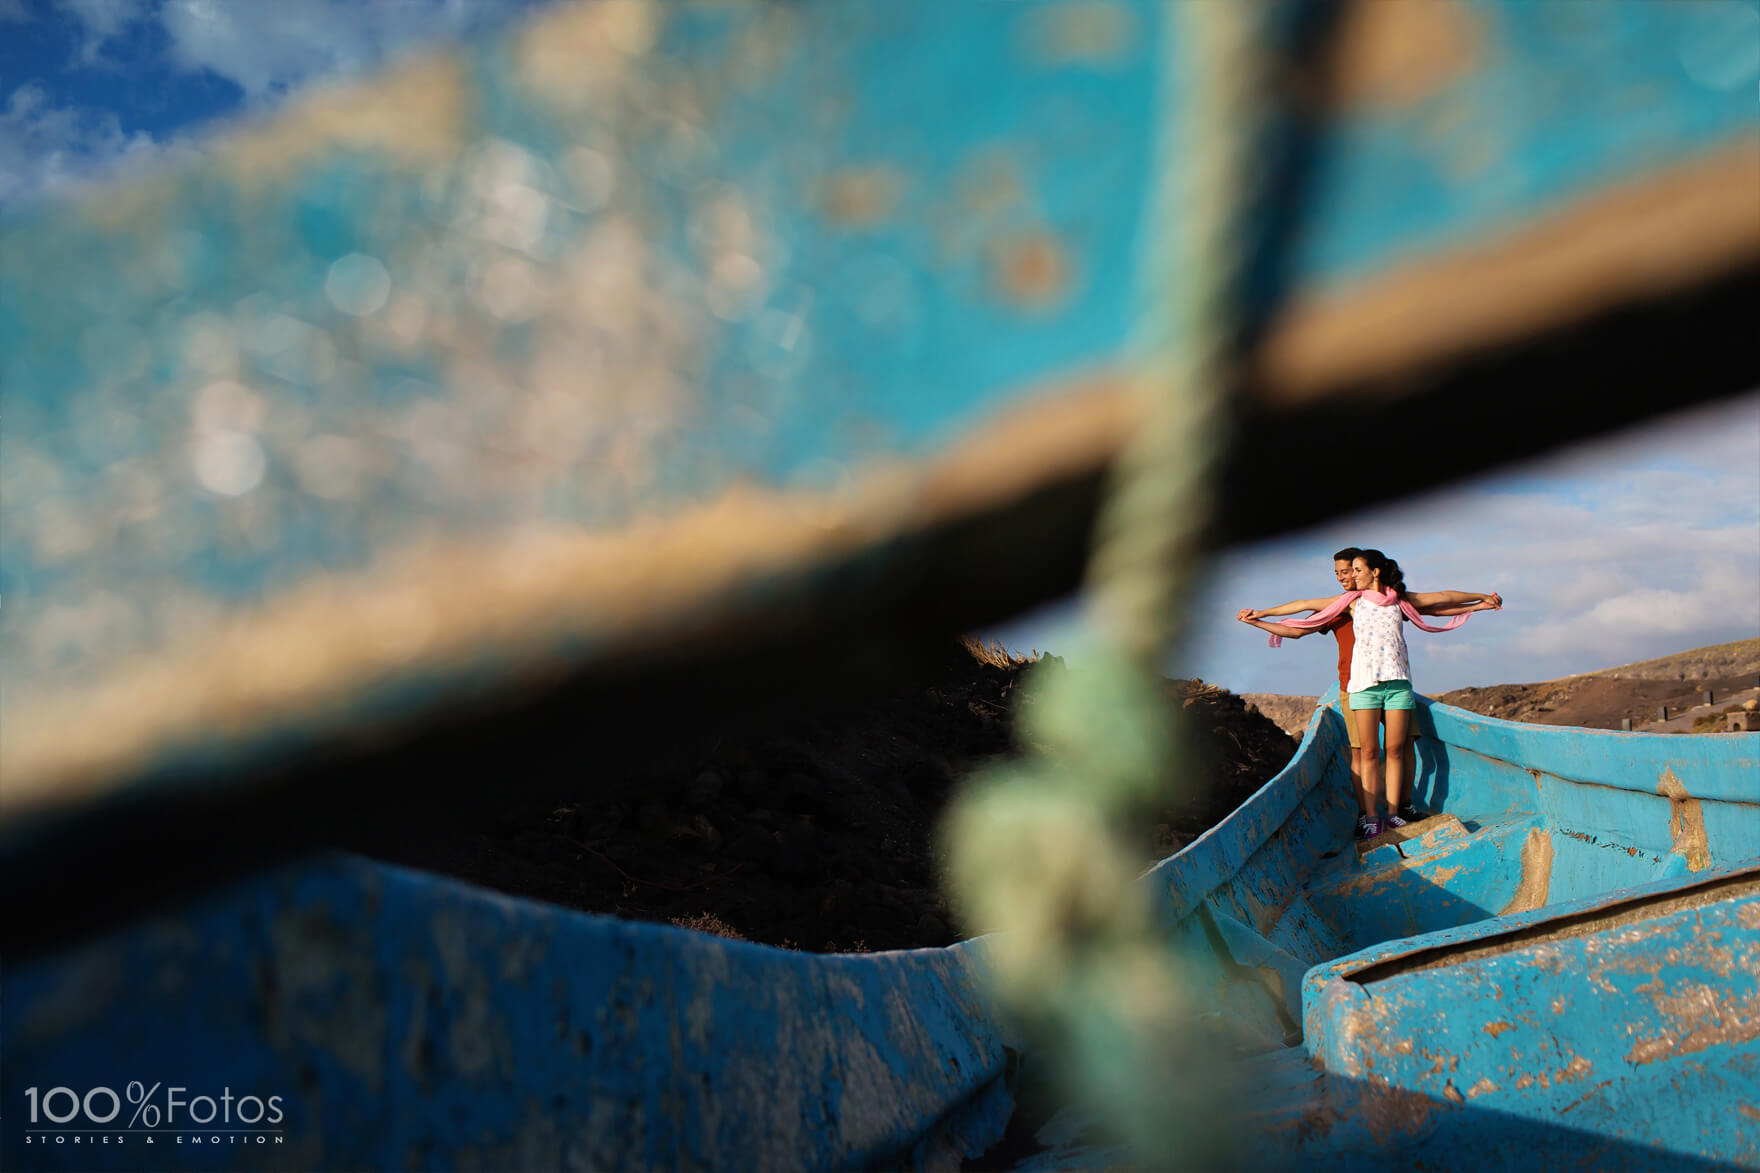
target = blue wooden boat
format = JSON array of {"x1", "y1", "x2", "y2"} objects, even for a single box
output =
[
  {"x1": 3, "y1": 0, "x2": 1758, "y2": 1168},
  {"x1": 5, "y1": 692, "x2": 1755, "y2": 1170}
]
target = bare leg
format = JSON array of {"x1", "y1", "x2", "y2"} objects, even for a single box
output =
[
  {"x1": 1342, "y1": 689, "x2": 1367, "y2": 813},
  {"x1": 1354, "y1": 708, "x2": 1384, "y2": 815},
  {"x1": 1345, "y1": 746, "x2": 1370, "y2": 815},
  {"x1": 1383, "y1": 708, "x2": 1412, "y2": 811},
  {"x1": 1355, "y1": 750, "x2": 1376, "y2": 816}
]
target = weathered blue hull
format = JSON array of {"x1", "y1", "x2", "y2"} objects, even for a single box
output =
[
  {"x1": 4, "y1": 0, "x2": 1759, "y2": 1166},
  {"x1": 1152, "y1": 692, "x2": 1760, "y2": 1170},
  {"x1": 7, "y1": 695, "x2": 1754, "y2": 1170}
]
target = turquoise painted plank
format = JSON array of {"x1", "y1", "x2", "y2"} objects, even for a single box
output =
[
  {"x1": 4, "y1": 0, "x2": 1760, "y2": 1162},
  {"x1": 2, "y1": 0, "x2": 1756, "y2": 717},
  {"x1": 2, "y1": 853, "x2": 1020, "y2": 1171},
  {"x1": 1301, "y1": 867, "x2": 1760, "y2": 1166}
]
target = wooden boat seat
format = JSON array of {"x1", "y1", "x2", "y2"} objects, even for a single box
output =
[
  {"x1": 1304, "y1": 814, "x2": 1548, "y2": 953},
  {"x1": 1355, "y1": 812, "x2": 1472, "y2": 863}
]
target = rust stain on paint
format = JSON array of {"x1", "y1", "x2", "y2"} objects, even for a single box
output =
[
  {"x1": 1556, "y1": 1055, "x2": 1593, "y2": 1085},
  {"x1": 1498, "y1": 828, "x2": 1553, "y2": 915},
  {"x1": 1626, "y1": 987, "x2": 1760, "y2": 1065},
  {"x1": 1355, "y1": 1081, "x2": 1438, "y2": 1145},
  {"x1": 821, "y1": 167, "x2": 902, "y2": 227},
  {"x1": 1559, "y1": 1080, "x2": 1613, "y2": 1115},
  {"x1": 1019, "y1": 1, "x2": 1138, "y2": 69},
  {"x1": 1326, "y1": 0, "x2": 1482, "y2": 111},
  {"x1": 1658, "y1": 769, "x2": 1712, "y2": 871},
  {"x1": 1483, "y1": 1021, "x2": 1514, "y2": 1038},
  {"x1": 988, "y1": 232, "x2": 1072, "y2": 311}
]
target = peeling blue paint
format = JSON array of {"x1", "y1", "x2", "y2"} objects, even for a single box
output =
[
  {"x1": 3, "y1": 699, "x2": 1755, "y2": 1170},
  {"x1": 4, "y1": 856, "x2": 1024, "y2": 1171},
  {"x1": 2, "y1": 0, "x2": 1759, "y2": 1166}
]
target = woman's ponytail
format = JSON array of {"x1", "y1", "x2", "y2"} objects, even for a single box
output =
[{"x1": 1383, "y1": 558, "x2": 1407, "y2": 597}]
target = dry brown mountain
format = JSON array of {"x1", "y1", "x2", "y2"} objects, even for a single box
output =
[
  {"x1": 1244, "y1": 638, "x2": 1760, "y2": 736},
  {"x1": 1439, "y1": 638, "x2": 1759, "y2": 730}
]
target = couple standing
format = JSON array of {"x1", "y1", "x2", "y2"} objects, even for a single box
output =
[{"x1": 1238, "y1": 549, "x2": 1502, "y2": 841}]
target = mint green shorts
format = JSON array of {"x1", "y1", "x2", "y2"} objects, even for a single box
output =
[{"x1": 1349, "y1": 679, "x2": 1416, "y2": 711}]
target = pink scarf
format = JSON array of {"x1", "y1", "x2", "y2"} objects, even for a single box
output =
[{"x1": 1265, "y1": 588, "x2": 1470, "y2": 647}]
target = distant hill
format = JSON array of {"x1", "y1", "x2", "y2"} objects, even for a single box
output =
[
  {"x1": 1238, "y1": 694, "x2": 1323, "y2": 741},
  {"x1": 1579, "y1": 638, "x2": 1759, "y2": 682},
  {"x1": 1244, "y1": 638, "x2": 1760, "y2": 736}
]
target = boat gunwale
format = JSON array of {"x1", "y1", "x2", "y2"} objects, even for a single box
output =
[
  {"x1": 1421, "y1": 699, "x2": 1760, "y2": 804},
  {"x1": 1154, "y1": 689, "x2": 1759, "y2": 928},
  {"x1": 1311, "y1": 858, "x2": 1760, "y2": 989},
  {"x1": 1147, "y1": 685, "x2": 1347, "y2": 921}
]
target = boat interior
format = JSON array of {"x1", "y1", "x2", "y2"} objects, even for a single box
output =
[{"x1": 1049, "y1": 687, "x2": 1760, "y2": 1166}]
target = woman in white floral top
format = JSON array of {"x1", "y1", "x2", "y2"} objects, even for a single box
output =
[
  {"x1": 1240, "y1": 551, "x2": 1503, "y2": 840},
  {"x1": 1341, "y1": 550, "x2": 1500, "y2": 840}
]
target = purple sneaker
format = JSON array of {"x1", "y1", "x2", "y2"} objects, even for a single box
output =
[
  {"x1": 1355, "y1": 815, "x2": 1383, "y2": 841},
  {"x1": 1384, "y1": 812, "x2": 1408, "y2": 830}
]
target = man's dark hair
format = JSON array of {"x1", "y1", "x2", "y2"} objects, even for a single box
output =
[{"x1": 1332, "y1": 547, "x2": 1364, "y2": 563}]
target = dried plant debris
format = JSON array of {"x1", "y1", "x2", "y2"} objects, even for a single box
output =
[{"x1": 347, "y1": 639, "x2": 1295, "y2": 952}]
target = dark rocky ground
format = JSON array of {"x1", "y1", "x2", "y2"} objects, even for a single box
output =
[{"x1": 346, "y1": 639, "x2": 1296, "y2": 952}]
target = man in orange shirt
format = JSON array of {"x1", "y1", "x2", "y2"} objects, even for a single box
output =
[
  {"x1": 1320, "y1": 548, "x2": 1365, "y2": 798},
  {"x1": 1233, "y1": 549, "x2": 1368, "y2": 799}
]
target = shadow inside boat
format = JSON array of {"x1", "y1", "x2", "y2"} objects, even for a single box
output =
[
  {"x1": 1413, "y1": 718, "x2": 1453, "y2": 814},
  {"x1": 1254, "y1": 1068, "x2": 1756, "y2": 1173},
  {"x1": 966, "y1": 1063, "x2": 1752, "y2": 1172}
]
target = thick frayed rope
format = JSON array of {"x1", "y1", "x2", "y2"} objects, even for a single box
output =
[{"x1": 945, "y1": 3, "x2": 1274, "y2": 1165}]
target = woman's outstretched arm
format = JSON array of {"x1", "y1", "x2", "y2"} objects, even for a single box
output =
[
  {"x1": 1407, "y1": 589, "x2": 1502, "y2": 614},
  {"x1": 1422, "y1": 597, "x2": 1503, "y2": 617}
]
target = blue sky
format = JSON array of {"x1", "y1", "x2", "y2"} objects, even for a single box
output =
[
  {"x1": 987, "y1": 391, "x2": 1760, "y2": 694},
  {"x1": 4, "y1": 0, "x2": 1756, "y2": 696},
  {"x1": 0, "y1": 0, "x2": 541, "y2": 206}
]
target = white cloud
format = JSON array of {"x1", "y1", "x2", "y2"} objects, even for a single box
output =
[
  {"x1": 4, "y1": 0, "x2": 522, "y2": 208},
  {"x1": 0, "y1": 82, "x2": 199, "y2": 208},
  {"x1": 47, "y1": 0, "x2": 521, "y2": 92},
  {"x1": 0, "y1": 0, "x2": 539, "y2": 213},
  {"x1": 158, "y1": 0, "x2": 510, "y2": 101},
  {"x1": 1512, "y1": 562, "x2": 1759, "y2": 659},
  {"x1": 56, "y1": 0, "x2": 149, "y2": 65}
]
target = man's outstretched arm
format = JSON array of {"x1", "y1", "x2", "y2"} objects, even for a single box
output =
[
  {"x1": 1237, "y1": 613, "x2": 1314, "y2": 639},
  {"x1": 1240, "y1": 594, "x2": 1342, "y2": 620}
]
